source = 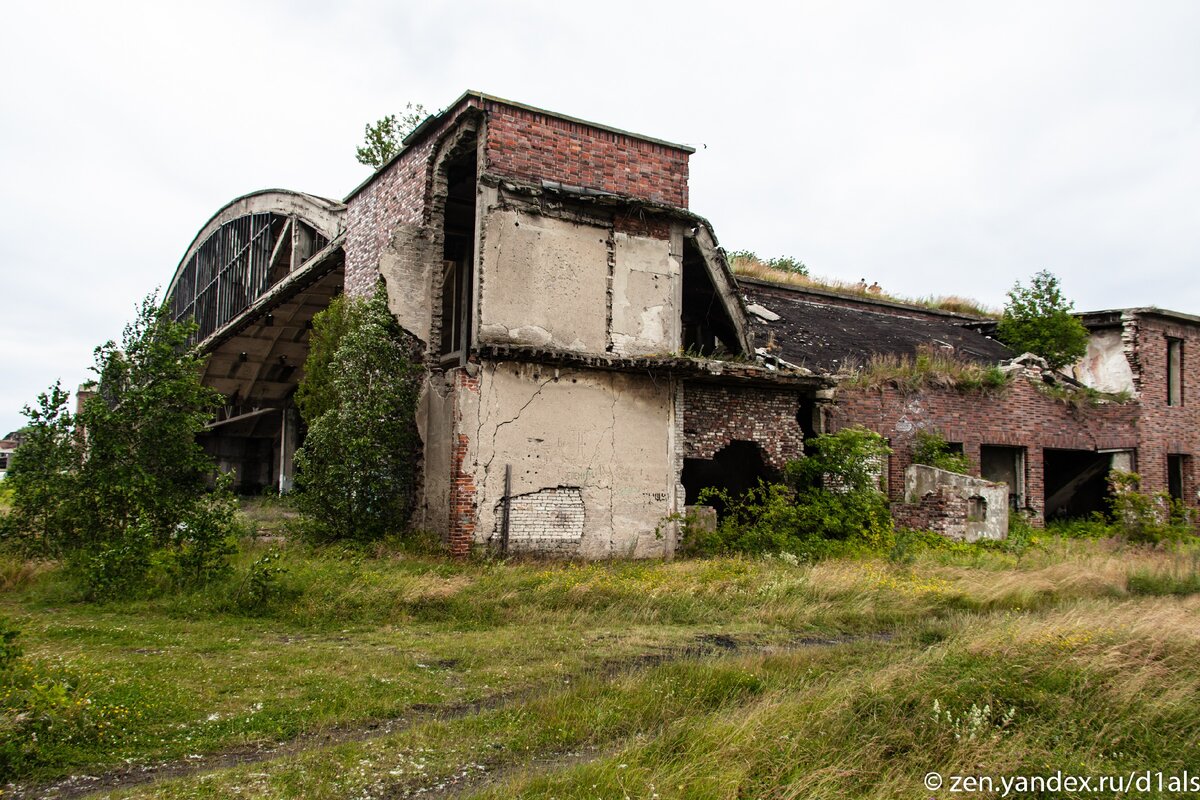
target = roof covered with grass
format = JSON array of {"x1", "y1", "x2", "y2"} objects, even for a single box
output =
[{"x1": 742, "y1": 281, "x2": 1013, "y2": 371}]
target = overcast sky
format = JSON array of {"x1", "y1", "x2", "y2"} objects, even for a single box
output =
[{"x1": 2, "y1": 0, "x2": 1197, "y2": 435}]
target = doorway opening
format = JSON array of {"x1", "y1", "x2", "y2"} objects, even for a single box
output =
[
  {"x1": 1043, "y1": 449, "x2": 1113, "y2": 520},
  {"x1": 980, "y1": 445, "x2": 1026, "y2": 512},
  {"x1": 682, "y1": 440, "x2": 775, "y2": 517}
]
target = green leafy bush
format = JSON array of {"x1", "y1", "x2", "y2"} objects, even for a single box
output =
[
  {"x1": 996, "y1": 270, "x2": 1090, "y2": 370},
  {"x1": 1, "y1": 295, "x2": 241, "y2": 598},
  {"x1": 295, "y1": 284, "x2": 423, "y2": 540},
  {"x1": 0, "y1": 616, "x2": 133, "y2": 780},
  {"x1": 684, "y1": 427, "x2": 894, "y2": 559},
  {"x1": 911, "y1": 430, "x2": 970, "y2": 475},
  {"x1": 1108, "y1": 471, "x2": 1194, "y2": 544}
]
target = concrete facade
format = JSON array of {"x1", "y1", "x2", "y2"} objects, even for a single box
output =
[{"x1": 894, "y1": 465, "x2": 1009, "y2": 542}]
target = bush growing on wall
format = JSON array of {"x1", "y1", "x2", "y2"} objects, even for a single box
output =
[
  {"x1": 295, "y1": 284, "x2": 423, "y2": 540},
  {"x1": 996, "y1": 270, "x2": 1089, "y2": 370},
  {"x1": 686, "y1": 426, "x2": 894, "y2": 559},
  {"x1": 911, "y1": 430, "x2": 971, "y2": 475}
]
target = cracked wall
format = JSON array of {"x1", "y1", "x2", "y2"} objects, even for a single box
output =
[
  {"x1": 455, "y1": 361, "x2": 676, "y2": 558},
  {"x1": 477, "y1": 202, "x2": 683, "y2": 358}
]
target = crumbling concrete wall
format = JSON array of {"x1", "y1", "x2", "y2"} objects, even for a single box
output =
[
  {"x1": 378, "y1": 224, "x2": 438, "y2": 347},
  {"x1": 415, "y1": 377, "x2": 455, "y2": 538},
  {"x1": 477, "y1": 204, "x2": 686, "y2": 358},
  {"x1": 894, "y1": 464, "x2": 1008, "y2": 542},
  {"x1": 1072, "y1": 327, "x2": 1136, "y2": 395},
  {"x1": 451, "y1": 361, "x2": 677, "y2": 558},
  {"x1": 609, "y1": 229, "x2": 682, "y2": 356},
  {"x1": 478, "y1": 209, "x2": 610, "y2": 352}
]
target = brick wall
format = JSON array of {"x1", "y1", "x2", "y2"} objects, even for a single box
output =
[
  {"x1": 483, "y1": 102, "x2": 690, "y2": 208},
  {"x1": 683, "y1": 383, "x2": 805, "y2": 470},
  {"x1": 832, "y1": 375, "x2": 1142, "y2": 524},
  {"x1": 1128, "y1": 315, "x2": 1200, "y2": 499},
  {"x1": 448, "y1": 369, "x2": 481, "y2": 556},
  {"x1": 892, "y1": 489, "x2": 968, "y2": 539},
  {"x1": 494, "y1": 487, "x2": 585, "y2": 555}
]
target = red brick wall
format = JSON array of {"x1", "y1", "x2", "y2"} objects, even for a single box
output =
[
  {"x1": 448, "y1": 369, "x2": 481, "y2": 557},
  {"x1": 683, "y1": 383, "x2": 804, "y2": 470},
  {"x1": 1129, "y1": 316, "x2": 1200, "y2": 499},
  {"x1": 832, "y1": 376, "x2": 1141, "y2": 524},
  {"x1": 483, "y1": 102, "x2": 690, "y2": 208},
  {"x1": 344, "y1": 96, "x2": 691, "y2": 296},
  {"x1": 343, "y1": 120, "x2": 453, "y2": 297}
]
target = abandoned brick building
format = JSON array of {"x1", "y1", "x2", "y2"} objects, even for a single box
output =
[{"x1": 164, "y1": 91, "x2": 1198, "y2": 555}]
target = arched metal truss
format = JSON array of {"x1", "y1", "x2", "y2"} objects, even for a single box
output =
[{"x1": 167, "y1": 190, "x2": 345, "y2": 345}]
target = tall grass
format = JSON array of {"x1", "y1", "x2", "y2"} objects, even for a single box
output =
[
  {"x1": 839, "y1": 346, "x2": 1010, "y2": 392},
  {"x1": 728, "y1": 256, "x2": 1000, "y2": 318}
]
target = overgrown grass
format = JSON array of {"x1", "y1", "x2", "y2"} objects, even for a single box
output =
[
  {"x1": 1039, "y1": 381, "x2": 1134, "y2": 408},
  {"x1": 3, "y1": 535, "x2": 1199, "y2": 794},
  {"x1": 839, "y1": 347, "x2": 1011, "y2": 393},
  {"x1": 729, "y1": 256, "x2": 1000, "y2": 318}
]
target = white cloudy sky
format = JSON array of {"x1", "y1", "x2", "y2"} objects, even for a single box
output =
[{"x1": 1, "y1": 0, "x2": 1197, "y2": 435}]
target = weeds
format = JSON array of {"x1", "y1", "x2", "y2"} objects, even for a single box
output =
[
  {"x1": 839, "y1": 346, "x2": 1010, "y2": 393},
  {"x1": 728, "y1": 256, "x2": 999, "y2": 317}
]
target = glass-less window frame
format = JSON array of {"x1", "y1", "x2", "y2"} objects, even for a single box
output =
[{"x1": 1167, "y1": 337, "x2": 1184, "y2": 406}]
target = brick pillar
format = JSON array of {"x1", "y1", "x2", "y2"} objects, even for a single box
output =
[
  {"x1": 447, "y1": 369, "x2": 480, "y2": 557},
  {"x1": 1026, "y1": 447, "x2": 1045, "y2": 527}
]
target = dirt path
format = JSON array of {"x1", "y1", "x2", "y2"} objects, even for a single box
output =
[{"x1": 8, "y1": 631, "x2": 891, "y2": 799}]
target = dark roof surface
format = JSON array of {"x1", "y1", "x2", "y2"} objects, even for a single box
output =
[{"x1": 742, "y1": 282, "x2": 1013, "y2": 371}]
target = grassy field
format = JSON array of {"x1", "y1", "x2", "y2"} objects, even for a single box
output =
[{"x1": 2, "y1": 529, "x2": 1199, "y2": 798}]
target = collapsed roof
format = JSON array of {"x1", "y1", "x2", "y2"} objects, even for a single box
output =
[{"x1": 740, "y1": 279, "x2": 1013, "y2": 371}]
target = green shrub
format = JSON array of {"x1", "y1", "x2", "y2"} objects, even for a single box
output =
[
  {"x1": 996, "y1": 270, "x2": 1089, "y2": 370},
  {"x1": 2, "y1": 296, "x2": 242, "y2": 599},
  {"x1": 295, "y1": 284, "x2": 423, "y2": 540},
  {"x1": 1108, "y1": 471, "x2": 1194, "y2": 544},
  {"x1": 685, "y1": 427, "x2": 894, "y2": 559},
  {"x1": 911, "y1": 430, "x2": 970, "y2": 475},
  {"x1": 0, "y1": 615, "x2": 133, "y2": 780},
  {"x1": 232, "y1": 548, "x2": 289, "y2": 610},
  {"x1": 0, "y1": 615, "x2": 20, "y2": 673}
]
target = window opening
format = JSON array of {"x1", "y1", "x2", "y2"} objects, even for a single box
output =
[{"x1": 1167, "y1": 337, "x2": 1183, "y2": 406}]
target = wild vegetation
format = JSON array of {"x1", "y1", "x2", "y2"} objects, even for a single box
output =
[
  {"x1": 687, "y1": 427, "x2": 894, "y2": 560},
  {"x1": 355, "y1": 102, "x2": 429, "y2": 168},
  {"x1": 1, "y1": 528, "x2": 1198, "y2": 796},
  {"x1": 294, "y1": 284, "x2": 424, "y2": 541},
  {"x1": 839, "y1": 346, "x2": 1011, "y2": 393},
  {"x1": 0, "y1": 296, "x2": 242, "y2": 600},
  {"x1": 727, "y1": 252, "x2": 1000, "y2": 318},
  {"x1": 997, "y1": 270, "x2": 1091, "y2": 370},
  {"x1": 911, "y1": 430, "x2": 971, "y2": 475}
]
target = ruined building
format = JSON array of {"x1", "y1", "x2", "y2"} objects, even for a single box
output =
[
  {"x1": 166, "y1": 92, "x2": 829, "y2": 557},
  {"x1": 164, "y1": 91, "x2": 1198, "y2": 554}
]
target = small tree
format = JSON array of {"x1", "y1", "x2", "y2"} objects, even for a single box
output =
[
  {"x1": 996, "y1": 270, "x2": 1089, "y2": 370},
  {"x1": 0, "y1": 384, "x2": 80, "y2": 553},
  {"x1": 295, "y1": 285, "x2": 423, "y2": 539},
  {"x1": 294, "y1": 294, "x2": 361, "y2": 425},
  {"x1": 2, "y1": 294, "x2": 239, "y2": 597},
  {"x1": 355, "y1": 102, "x2": 428, "y2": 168}
]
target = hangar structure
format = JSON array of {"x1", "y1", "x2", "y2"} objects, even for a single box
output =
[{"x1": 166, "y1": 91, "x2": 1199, "y2": 554}]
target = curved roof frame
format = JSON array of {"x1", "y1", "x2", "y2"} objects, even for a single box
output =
[{"x1": 167, "y1": 189, "x2": 345, "y2": 300}]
